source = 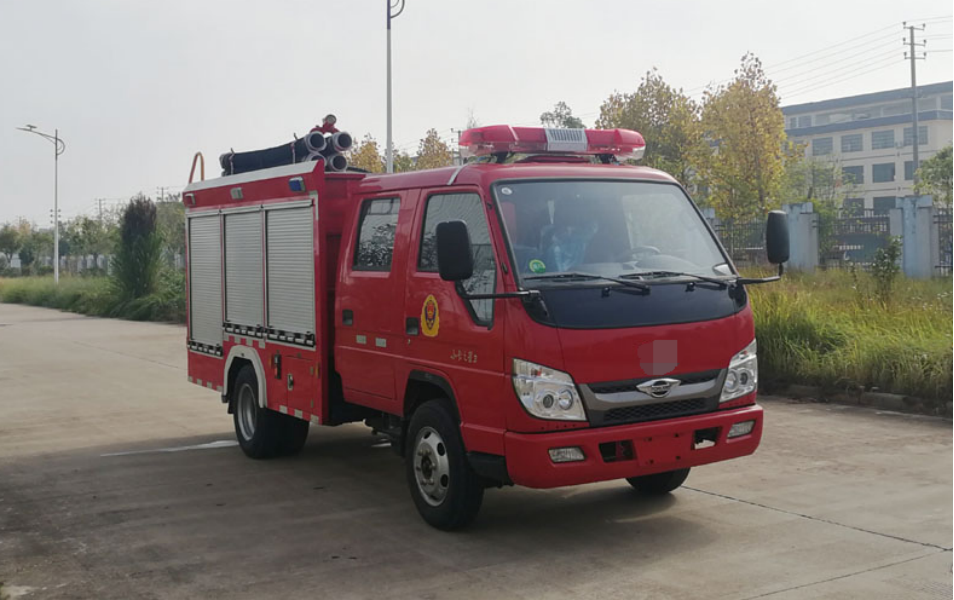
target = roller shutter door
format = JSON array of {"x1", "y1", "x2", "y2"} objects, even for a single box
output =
[
  {"x1": 188, "y1": 215, "x2": 222, "y2": 346},
  {"x1": 266, "y1": 206, "x2": 315, "y2": 337},
  {"x1": 225, "y1": 211, "x2": 263, "y2": 328}
]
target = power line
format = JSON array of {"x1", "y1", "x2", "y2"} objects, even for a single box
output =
[
  {"x1": 783, "y1": 54, "x2": 903, "y2": 96},
  {"x1": 782, "y1": 57, "x2": 902, "y2": 99},
  {"x1": 769, "y1": 31, "x2": 900, "y2": 75},
  {"x1": 905, "y1": 14, "x2": 952, "y2": 23},
  {"x1": 776, "y1": 48, "x2": 903, "y2": 90},
  {"x1": 764, "y1": 23, "x2": 898, "y2": 70},
  {"x1": 773, "y1": 43, "x2": 900, "y2": 87},
  {"x1": 681, "y1": 19, "x2": 940, "y2": 97},
  {"x1": 680, "y1": 25, "x2": 900, "y2": 95}
]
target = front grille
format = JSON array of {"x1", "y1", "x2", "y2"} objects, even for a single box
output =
[
  {"x1": 602, "y1": 398, "x2": 707, "y2": 424},
  {"x1": 588, "y1": 370, "x2": 720, "y2": 395}
]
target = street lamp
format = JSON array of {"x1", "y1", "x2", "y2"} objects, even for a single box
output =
[
  {"x1": 386, "y1": 0, "x2": 406, "y2": 173},
  {"x1": 17, "y1": 125, "x2": 66, "y2": 283}
]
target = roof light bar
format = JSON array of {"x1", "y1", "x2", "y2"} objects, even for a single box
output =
[{"x1": 458, "y1": 125, "x2": 645, "y2": 161}]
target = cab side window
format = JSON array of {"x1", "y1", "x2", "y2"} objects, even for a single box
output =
[
  {"x1": 354, "y1": 198, "x2": 400, "y2": 271},
  {"x1": 419, "y1": 193, "x2": 496, "y2": 325}
]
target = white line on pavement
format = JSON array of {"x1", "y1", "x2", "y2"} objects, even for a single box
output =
[{"x1": 101, "y1": 440, "x2": 238, "y2": 457}]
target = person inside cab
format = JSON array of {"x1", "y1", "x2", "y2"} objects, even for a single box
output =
[{"x1": 541, "y1": 199, "x2": 601, "y2": 272}]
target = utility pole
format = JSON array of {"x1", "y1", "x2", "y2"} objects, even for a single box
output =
[
  {"x1": 17, "y1": 125, "x2": 66, "y2": 284},
  {"x1": 450, "y1": 128, "x2": 464, "y2": 166},
  {"x1": 156, "y1": 186, "x2": 167, "y2": 202},
  {"x1": 386, "y1": 0, "x2": 406, "y2": 173},
  {"x1": 96, "y1": 198, "x2": 106, "y2": 222},
  {"x1": 904, "y1": 23, "x2": 926, "y2": 185}
]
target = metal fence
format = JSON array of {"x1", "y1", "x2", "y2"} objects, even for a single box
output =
[
  {"x1": 935, "y1": 207, "x2": 952, "y2": 276},
  {"x1": 819, "y1": 209, "x2": 892, "y2": 269},
  {"x1": 710, "y1": 220, "x2": 767, "y2": 268}
]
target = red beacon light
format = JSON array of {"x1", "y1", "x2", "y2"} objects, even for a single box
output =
[{"x1": 458, "y1": 125, "x2": 645, "y2": 161}]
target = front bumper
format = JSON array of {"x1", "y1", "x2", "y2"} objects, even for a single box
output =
[{"x1": 503, "y1": 404, "x2": 763, "y2": 488}]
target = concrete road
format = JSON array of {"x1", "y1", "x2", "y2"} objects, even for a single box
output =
[{"x1": 0, "y1": 303, "x2": 951, "y2": 600}]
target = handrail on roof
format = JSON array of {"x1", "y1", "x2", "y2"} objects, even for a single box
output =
[{"x1": 189, "y1": 152, "x2": 205, "y2": 184}]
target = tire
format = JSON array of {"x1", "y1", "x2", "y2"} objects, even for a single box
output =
[
  {"x1": 626, "y1": 468, "x2": 690, "y2": 495},
  {"x1": 232, "y1": 365, "x2": 302, "y2": 459},
  {"x1": 405, "y1": 400, "x2": 484, "y2": 530},
  {"x1": 280, "y1": 417, "x2": 310, "y2": 456}
]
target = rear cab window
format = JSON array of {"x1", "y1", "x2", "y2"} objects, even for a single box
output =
[{"x1": 354, "y1": 197, "x2": 400, "y2": 271}]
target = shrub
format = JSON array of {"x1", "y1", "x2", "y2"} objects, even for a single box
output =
[
  {"x1": 111, "y1": 196, "x2": 163, "y2": 301},
  {"x1": 870, "y1": 236, "x2": 902, "y2": 305}
]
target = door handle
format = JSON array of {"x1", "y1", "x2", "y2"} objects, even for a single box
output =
[
  {"x1": 342, "y1": 309, "x2": 354, "y2": 326},
  {"x1": 405, "y1": 317, "x2": 420, "y2": 336}
]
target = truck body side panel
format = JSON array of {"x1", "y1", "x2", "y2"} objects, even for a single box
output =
[{"x1": 184, "y1": 162, "x2": 336, "y2": 425}]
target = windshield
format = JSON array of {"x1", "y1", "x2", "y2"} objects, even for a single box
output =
[{"x1": 494, "y1": 180, "x2": 730, "y2": 285}]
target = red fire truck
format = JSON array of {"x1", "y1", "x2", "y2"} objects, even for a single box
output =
[{"x1": 183, "y1": 125, "x2": 789, "y2": 529}]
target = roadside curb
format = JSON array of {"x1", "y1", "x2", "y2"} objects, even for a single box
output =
[{"x1": 769, "y1": 385, "x2": 952, "y2": 418}]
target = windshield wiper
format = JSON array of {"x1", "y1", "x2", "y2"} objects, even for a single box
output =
[
  {"x1": 525, "y1": 271, "x2": 650, "y2": 292},
  {"x1": 619, "y1": 270, "x2": 730, "y2": 289}
]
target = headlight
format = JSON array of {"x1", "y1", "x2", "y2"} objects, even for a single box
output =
[
  {"x1": 512, "y1": 359, "x2": 587, "y2": 421},
  {"x1": 720, "y1": 340, "x2": 758, "y2": 402}
]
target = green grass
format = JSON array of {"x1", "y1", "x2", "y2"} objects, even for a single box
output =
[
  {"x1": 0, "y1": 270, "x2": 185, "y2": 323},
  {"x1": 749, "y1": 269, "x2": 952, "y2": 405}
]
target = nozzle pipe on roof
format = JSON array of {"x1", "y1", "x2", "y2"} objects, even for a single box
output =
[
  {"x1": 304, "y1": 131, "x2": 328, "y2": 154},
  {"x1": 325, "y1": 152, "x2": 348, "y2": 172},
  {"x1": 329, "y1": 131, "x2": 353, "y2": 153}
]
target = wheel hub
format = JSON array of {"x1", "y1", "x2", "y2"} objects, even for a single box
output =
[
  {"x1": 413, "y1": 426, "x2": 450, "y2": 507},
  {"x1": 236, "y1": 383, "x2": 257, "y2": 441}
]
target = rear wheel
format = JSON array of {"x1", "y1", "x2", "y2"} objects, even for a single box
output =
[
  {"x1": 233, "y1": 365, "x2": 307, "y2": 458},
  {"x1": 405, "y1": 400, "x2": 483, "y2": 530},
  {"x1": 626, "y1": 468, "x2": 690, "y2": 495}
]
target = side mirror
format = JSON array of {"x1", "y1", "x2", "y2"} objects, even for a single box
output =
[
  {"x1": 436, "y1": 220, "x2": 474, "y2": 281},
  {"x1": 766, "y1": 210, "x2": 790, "y2": 265}
]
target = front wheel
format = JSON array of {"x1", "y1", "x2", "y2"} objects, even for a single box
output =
[
  {"x1": 626, "y1": 468, "x2": 690, "y2": 495},
  {"x1": 405, "y1": 400, "x2": 484, "y2": 530}
]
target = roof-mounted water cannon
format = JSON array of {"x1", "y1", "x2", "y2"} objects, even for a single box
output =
[{"x1": 458, "y1": 125, "x2": 646, "y2": 162}]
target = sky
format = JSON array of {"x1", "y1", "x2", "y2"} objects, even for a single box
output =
[{"x1": 0, "y1": 0, "x2": 951, "y2": 224}]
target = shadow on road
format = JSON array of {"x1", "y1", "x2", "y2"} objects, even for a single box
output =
[{"x1": 1, "y1": 425, "x2": 718, "y2": 598}]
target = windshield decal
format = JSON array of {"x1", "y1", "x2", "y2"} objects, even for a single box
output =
[{"x1": 528, "y1": 259, "x2": 547, "y2": 274}]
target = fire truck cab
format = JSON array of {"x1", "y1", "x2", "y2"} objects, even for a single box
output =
[{"x1": 183, "y1": 125, "x2": 789, "y2": 529}]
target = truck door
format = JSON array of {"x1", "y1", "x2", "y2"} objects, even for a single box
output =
[
  {"x1": 335, "y1": 194, "x2": 411, "y2": 410},
  {"x1": 400, "y1": 190, "x2": 507, "y2": 433}
]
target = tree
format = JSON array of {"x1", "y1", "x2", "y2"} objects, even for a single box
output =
[
  {"x1": 915, "y1": 145, "x2": 952, "y2": 206},
  {"x1": 540, "y1": 101, "x2": 585, "y2": 129},
  {"x1": 18, "y1": 227, "x2": 52, "y2": 274},
  {"x1": 0, "y1": 223, "x2": 19, "y2": 266},
  {"x1": 415, "y1": 129, "x2": 454, "y2": 170},
  {"x1": 596, "y1": 69, "x2": 704, "y2": 186},
  {"x1": 347, "y1": 134, "x2": 386, "y2": 173},
  {"x1": 393, "y1": 149, "x2": 415, "y2": 173},
  {"x1": 778, "y1": 153, "x2": 857, "y2": 207},
  {"x1": 155, "y1": 201, "x2": 186, "y2": 257},
  {"x1": 68, "y1": 216, "x2": 113, "y2": 269},
  {"x1": 696, "y1": 53, "x2": 788, "y2": 221},
  {"x1": 465, "y1": 108, "x2": 480, "y2": 130},
  {"x1": 111, "y1": 195, "x2": 162, "y2": 300},
  {"x1": 779, "y1": 153, "x2": 861, "y2": 260}
]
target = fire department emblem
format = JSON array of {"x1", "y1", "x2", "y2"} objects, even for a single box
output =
[{"x1": 421, "y1": 295, "x2": 440, "y2": 338}]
